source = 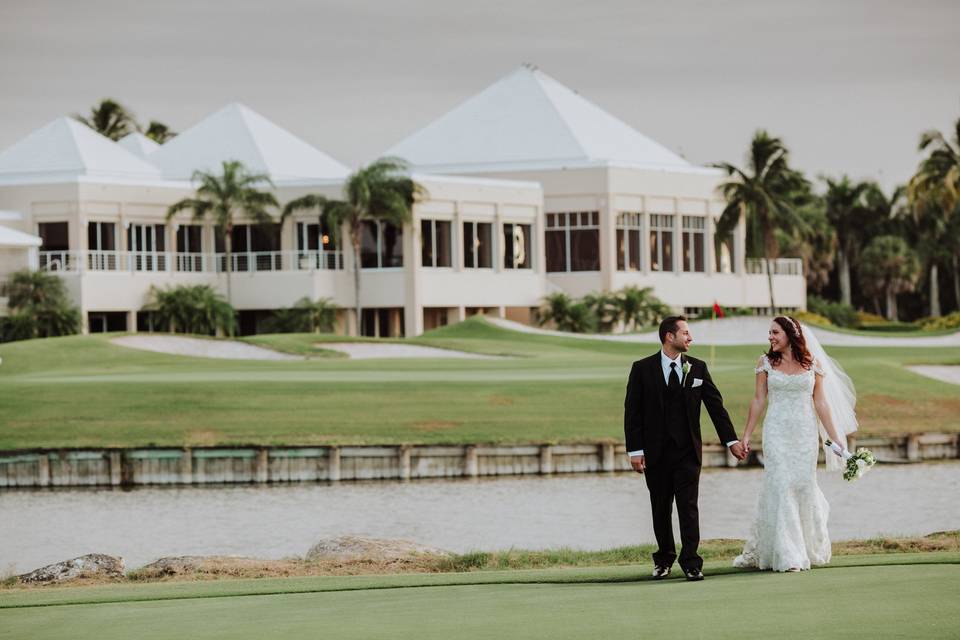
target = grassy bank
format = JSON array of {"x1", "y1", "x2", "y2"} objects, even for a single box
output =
[
  {"x1": 5, "y1": 532, "x2": 958, "y2": 588},
  {"x1": 1, "y1": 553, "x2": 958, "y2": 640},
  {"x1": 0, "y1": 317, "x2": 958, "y2": 449}
]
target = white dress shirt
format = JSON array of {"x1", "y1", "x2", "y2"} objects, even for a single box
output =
[{"x1": 628, "y1": 350, "x2": 738, "y2": 458}]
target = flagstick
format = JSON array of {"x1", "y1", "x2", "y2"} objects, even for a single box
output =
[{"x1": 710, "y1": 308, "x2": 716, "y2": 370}]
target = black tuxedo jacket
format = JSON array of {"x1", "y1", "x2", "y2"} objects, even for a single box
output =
[{"x1": 623, "y1": 351, "x2": 738, "y2": 465}]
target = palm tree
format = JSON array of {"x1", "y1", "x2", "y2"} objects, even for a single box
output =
[
  {"x1": 282, "y1": 158, "x2": 424, "y2": 336},
  {"x1": 909, "y1": 117, "x2": 960, "y2": 316},
  {"x1": 714, "y1": 131, "x2": 809, "y2": 313},
  {"x1": 858, "y1": 236, "x2": 920, "y2": 321},
  {"x1": 537, "y1": 292, "x2": 594, "y2": 333},
  {"x1": 143, "y1": 121, "x2": 176, "y2": 143},
  {"x1": 1, "y1": 270, "x2": 81, "y2": 340},
  {"x1": 615, "y1": 286, "x2": 671, "y2": 331},
  {"x1": 264, "y1": 297, "x2": 338, "y2": 334},
  {"x1": 167, "y1": 160, "x2": 279, "y2": 303},
  {"x1": 147, "y1": 284, "x2": 237, "y2": 335},
  {"x1": 582, "y1": 290, "x2": 620, "y2": 332},
  {"x1": 74, "y1": 99, "x2": 138, "y2": 141},
  {"x1": 822, "y1": 176, "x2": 874, "y2": 305}
]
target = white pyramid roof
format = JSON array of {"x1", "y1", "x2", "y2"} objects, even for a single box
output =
[
  {"x1": 149, "y1": 103, "x2": 351, "y2": 183},
  {"x1": 387, "y1": 66, "x2": 696, "y2": 173},
  {"x1": 118, "y1": 132, "x2": 160, "y2": 158},
  {"x1": 0, "y1": 117, "x2": 163, "y2": 184},
  {"x1": 0, "y1": 224, "x2": 42, "y2": 247}
]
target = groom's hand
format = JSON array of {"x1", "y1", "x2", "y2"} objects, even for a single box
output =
[
  {"x1": 729, "y1": 442, "x2": 747, "y2": 461},
  {"x1": 630, "y1": 455, "x2": 646, "y2": 473}
]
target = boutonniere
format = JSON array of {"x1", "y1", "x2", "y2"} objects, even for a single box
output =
[{"x1": 681, "y1": 361, "x2": 691, "y2": 383}]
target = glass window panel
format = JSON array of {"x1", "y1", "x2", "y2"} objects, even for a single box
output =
[
  {"x1": 580, "y1": 212, "x2": 590, "y2": 226},
  {"x1": 250, "y1": 224, "x2": 280, "y2": 252},
  {"x1": 628, "y1": 228, "x2": 640, "y2": 271},
  {"x1": 592, "y1": 211, "x2": 599, "y2": 226},
  {"x1": 231, "y1": 225, "x2": 249, "y2": 253},
  {"x1": 463, "y1": 222, "x2": 475, "y2": 268},
  {"x1": 39, "y1": 222, "x2": 69, "y2": 250},
  {"x1": 382, "y1": 223, "x2": 403, "y2": 268},
  {"x1": 650, "y1": 231, "x2": 660, "y2": 271},
  {"x1": 360, "y1": 220, "x2": 379, "y2": 268},
  {"x1": 546, "y1": 229, "x2": 566, "y2": 272},
  {"x1": 421, "y1": 219, "x2": 434, "y2": 267},
  {"x1": 570, "y1": 228, "x2": 599, "y2": 271},
  {"x1": 661, "y1": 230, "x2": 673, "y2": 272},
  {"x1": 694, "y1": 233, "x2": 704, "y2": 272},
  {"x1": 477, "y1": 222, "x2": 493, "y2": 268},
  {"x1": 435, "y1": 220, "x2": 451, "y2": 267},
  {"x1": 617, "y1": 229, "x2": 625, "y2": 271}
]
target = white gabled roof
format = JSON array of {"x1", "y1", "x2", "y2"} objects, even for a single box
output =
[
  {"x1": 0, "y1": 117, "x2": 163, "y2": 184},
  {"x1": 149, "y1": 103, "x2": 351, "y2": 183},
  {"x1": 386, "y1": 65, "x2": 696, "y2": 173},
  {"x1": 118, "y1": 132, "x2": 160, "y2": 158},
  {"x1": 0, "y1": 224, "x2": 42, "y2": 248}
]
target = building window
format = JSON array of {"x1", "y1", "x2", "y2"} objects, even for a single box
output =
[
  {"x1": 649, "y1": 214, "x2": 674, "y2": 272},
  {"x1": 360, "y1": 220, "x2": 403, "y2": 269},
  {"x1": 463, "y1": 221, "x2": 493, "y2": 268},
  {"x1": 616, "y1": 212, "x2": 642, "y2": 271},
  {"x1": 421, "y1": 219, "x2": 452, "y2": 268},
  {"x1": 128, "y1": 223, "x2": 166, "y2": 271},
  {"x1": 38, "y1": 222, "x2": 70, "y2": 271},
  {"x1": 296, "y1": 220, "x2": 340, "y2": 269},
  {"x1": 714, "y1": 219, "x2": 735, "y2": 274},
  {"x1": 176, "y1": 224, "x2": 204, "y2": 272},
  {"x1": 545, "y1": 212, "x2": 599, "y2": 272},
  {"x1": 87, "y1": 221, "x2": 117, "y2": 270},
  {"x1": 503, "y1": 222, "x2": 532, "y2": 269},
  {"x1": 215, "y1": 224, "x2": 281, "y2": 271},
  {"x1": 682, "y1": 216, "x2": 706, "y2": 273}
]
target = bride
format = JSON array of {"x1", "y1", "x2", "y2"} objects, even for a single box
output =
[{"x1": 733, "y1": 316, "x2": 857, "y2": 572}]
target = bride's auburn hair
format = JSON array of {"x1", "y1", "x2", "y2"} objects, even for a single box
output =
[{"x1": 766, "y1": 316, "x2": 814, "y2": 369}]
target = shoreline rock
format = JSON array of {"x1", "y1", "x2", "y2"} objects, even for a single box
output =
[{"x1": 18, "y1": 554, "x2": 124, "y2": 584}]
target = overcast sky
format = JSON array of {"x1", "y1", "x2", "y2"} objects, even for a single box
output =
[{"x1": 1, "y1": 0, "x2": 957, "y2": 190}]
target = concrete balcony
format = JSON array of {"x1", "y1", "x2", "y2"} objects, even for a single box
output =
[{"x1": 39, "y1": 250, "x2": 350, "y2": 310}]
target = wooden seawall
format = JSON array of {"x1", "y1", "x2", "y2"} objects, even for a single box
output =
[{"x1": 0, "y1": 433, "x2": 957, "y2": 489}]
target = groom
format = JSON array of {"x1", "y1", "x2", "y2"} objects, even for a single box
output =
[{"x1": 624, "y1": 316, "x2": 745, "y2": 581}]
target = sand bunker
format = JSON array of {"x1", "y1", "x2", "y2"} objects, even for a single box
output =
[
  {"x1": 907, "y1": 366, "x2": 960, "y2": 385},
  {"x1": 320, "y1": 343, "x2": 500, "y2": 359},
  {"x1": 111, "y1": 336, "x2": 303, "y2": 361}
]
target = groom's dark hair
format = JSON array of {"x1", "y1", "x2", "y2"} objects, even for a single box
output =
[{"x1": 659, "y1": 315, "x2": 687, "y2": 343}]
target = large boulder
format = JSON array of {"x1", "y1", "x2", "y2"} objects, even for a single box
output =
[
  {"x1": 305, "y1": 536, "x2": 449, "y2": 562},
  {"x1": 18, "y1": 554, "x2": 124, "y2": 584}
]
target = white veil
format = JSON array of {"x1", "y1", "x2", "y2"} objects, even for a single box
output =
[{"x1": 800, "y1": 322, "x2": 859, "y2": 471}]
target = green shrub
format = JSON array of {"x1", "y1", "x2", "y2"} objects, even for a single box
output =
[
  {"x1": 145, "y1": 284, "x2": 237, "y2": 336},
  {"x1": 807, "y1": 295, "x2": 858, "y2": 327},
  {"x1": 917, "y1": 311, "x2": 960, "y2": 331},
  {"x1": 793, "y1": 310, "x2": 833, "y2": 326},
  {"x1": 0, "y1": 270, "x2": 81, "y2": 342}
]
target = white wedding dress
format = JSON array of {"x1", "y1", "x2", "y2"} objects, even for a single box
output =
[{"x1": 733, "y1": 355, "x2": 832, "y2": 571}]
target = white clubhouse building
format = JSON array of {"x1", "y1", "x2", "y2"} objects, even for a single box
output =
[{"x1": 0, "y1": 66, "x2": 804, "y2": 336}]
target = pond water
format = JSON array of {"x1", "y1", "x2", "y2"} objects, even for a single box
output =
[{"x1": 2, "y1": 462, "x2": 958, "y2": 574}]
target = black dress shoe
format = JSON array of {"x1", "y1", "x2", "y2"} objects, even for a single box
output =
[
  {"x1": 684, "y1": 568, "x2": 704, "y2": 581},
  {"x1": 651, "y1": 565, "x2": 671, "y2": 579}
]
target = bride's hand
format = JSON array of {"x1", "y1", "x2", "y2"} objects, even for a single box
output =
[{"x1": 741, "y1": 437, "x2": 750, "y2": 454}]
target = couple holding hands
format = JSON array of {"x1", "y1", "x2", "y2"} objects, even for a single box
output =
[{"x1": 623, "y1": 315, "x2": 857, "y2": 580}]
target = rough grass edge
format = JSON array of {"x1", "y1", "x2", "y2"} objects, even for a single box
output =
[{"x1": 5, "y1": 531, "x2": 957, "y2": 590}]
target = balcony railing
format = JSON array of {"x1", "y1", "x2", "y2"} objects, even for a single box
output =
[
  {"x1": 745, "y1": 258, "x2": 804, "y2": 276},
  {"x1": 38, "y1": 250, "x2": 345, "y2": 274}
]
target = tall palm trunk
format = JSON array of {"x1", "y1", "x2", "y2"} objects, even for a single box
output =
[
  {"x1": 952, "y1": 254, "x2": 960, "y2": 313},
  {"x1": 838, "y1": 247, "x2": 852, "y2": 306},
  {"x1": 764, "y1": 220, "x2": 777, "y2": 314},
  {"x1": 885, "y1": 286, "x2": 898, "y2": 321},
  {"x1": 929, "y1": 263, "x2": 941, "y2": 317},
  {"x1": 351, "y1": 227, "x2": 362, "y2": 337},
  {"x1": 224, "y1": 226, "x2": 233, "y2": 305}
]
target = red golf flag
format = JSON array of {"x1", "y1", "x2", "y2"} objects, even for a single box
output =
[{"x1": 712, "y1": 301, "x2": 725, "y2": 318}]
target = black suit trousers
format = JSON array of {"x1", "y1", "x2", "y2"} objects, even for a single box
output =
[{"x1": 643, "y1": 439, "x2": 702, "y2": 572}]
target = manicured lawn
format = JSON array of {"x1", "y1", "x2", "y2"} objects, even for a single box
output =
[
  {"x1": 0, "y1": 317, "x2": 957, "y2": 449},
  {"x1": 1, "y1": 554, "x2": 958, "y2": 639}
]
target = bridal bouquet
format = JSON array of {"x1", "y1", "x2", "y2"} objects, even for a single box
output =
[{"x1": 825, "y1": 439, "x2": 877, "y2": 482}]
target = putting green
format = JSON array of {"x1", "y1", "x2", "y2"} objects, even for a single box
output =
[{"x1": 1, "y1": 555, "x2": 957, "y2": 639}]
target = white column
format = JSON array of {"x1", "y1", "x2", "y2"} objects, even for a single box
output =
[
  {"x1": 600, "y1": 197, "x2": 616, "y2": 291},
  {"x1": 735, "y1": 210, "x2": 747, "y2": 275},
  {"x1": 672, "y1": 201, "x2": 682, "y2": 274},
  {"x1": 404, "y1": 216, "x2": 424, "y2": 337},
  {"x1": 705, "y1": 209, "x2": 715, "y2": 276}
]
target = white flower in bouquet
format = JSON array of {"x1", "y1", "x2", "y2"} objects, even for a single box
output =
[{"x1": 825, "y1": 439, "x2": 877, "y2": 482}]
